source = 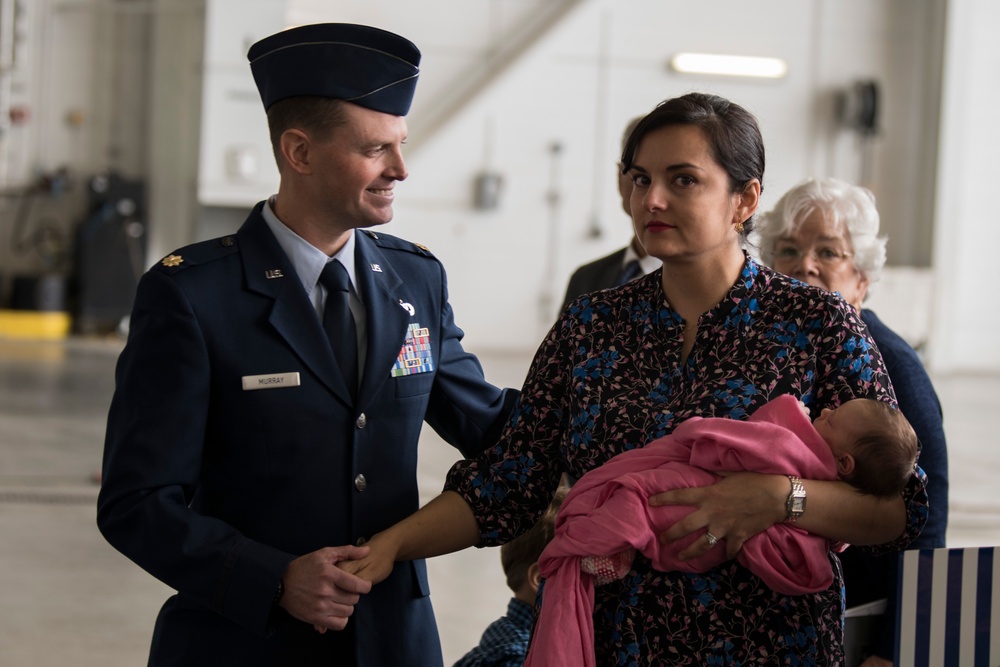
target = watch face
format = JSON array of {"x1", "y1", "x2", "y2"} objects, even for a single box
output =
[{"x1": 791, "y1": 497, "x2": 806, "y2": 513}]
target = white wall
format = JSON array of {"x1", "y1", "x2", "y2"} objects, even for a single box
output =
[
  {"x1": 11, "y1": 0, "x2": 984, "y2": 370},
  {"x1": 196, "y1": 0, "x2": 282, "y2": 208},
  {"x1": 373, "y1": 0, "x2": 943, "y2": 351},
  {"x1": 928, "y1": 0, "x2": 1000, "y2": 372},
  {"x1": 144, "y1": 0, "x2": 206, "y2": 267},
  {"x1": 5, "y1": 0, "x2": 143, "y2": 182}
]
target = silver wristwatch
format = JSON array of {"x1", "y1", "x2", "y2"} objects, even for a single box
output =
[{"x1": 784, "y1": 475, "x2": 806, "y2": 523}]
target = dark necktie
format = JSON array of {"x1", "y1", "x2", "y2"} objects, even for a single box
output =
[
  {"x1": 617, "y1": 260, "x2": 643, "y2": 286},
  {"x1": 319, "y1": 260, "x2": 358, "y2": 398}
]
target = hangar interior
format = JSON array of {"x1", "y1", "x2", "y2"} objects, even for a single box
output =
[{"x1": 1, "y1": 0, "x2": 998, "y2": 665}]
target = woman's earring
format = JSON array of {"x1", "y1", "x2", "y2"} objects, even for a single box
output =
[{"x1": 736, "y1": 221, "x2": 745, "y2": 235}]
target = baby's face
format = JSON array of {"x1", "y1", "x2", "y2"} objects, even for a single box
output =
[{"x1": 812, "y1": 399, "x2": 871, "y2": 458}]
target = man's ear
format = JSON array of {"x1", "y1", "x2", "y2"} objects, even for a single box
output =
[
  {"x1": 279, "y1": 129, "x2": 313, "y2": 175},
  {"x1": 527, "y1": 562, "x2": 542, "y2": 595}
]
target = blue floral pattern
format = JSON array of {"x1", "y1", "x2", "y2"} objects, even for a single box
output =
[{"x1": 445, "y1": 256, "x2": 927, "y2": 666}]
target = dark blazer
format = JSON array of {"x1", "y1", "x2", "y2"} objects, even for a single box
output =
[
  {"x1": 97, "y1": 204, "x2": 517, "y2": 667},
  {"x1": 560, "y1": 247, "x2": 627, "y2": 312}
]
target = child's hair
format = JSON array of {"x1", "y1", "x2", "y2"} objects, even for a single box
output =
[
  {"x1": 845, "y1": 400, "x2": 919, "y2": 498},
  {"x1": 500, "y1": 485, "x2": 568, "y2": 593}
]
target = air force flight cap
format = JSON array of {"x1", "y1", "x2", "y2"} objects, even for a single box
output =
[{"x1": 248, "y1": 23, "x2": 420, "y2": 116}]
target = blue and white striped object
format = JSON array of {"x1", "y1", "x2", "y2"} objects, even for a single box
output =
[{"x1": 897, "y1": 546, "x2": 1000, "y2": 667}]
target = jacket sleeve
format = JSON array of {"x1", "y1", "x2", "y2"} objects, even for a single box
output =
[
  {"x1": 876, "y1": 330, "x2": 948, "y2": 549},
  {"x1": 421, "y1": 259, "x2": 519, "y2": 458},
  {"x1": 96, "y1": 268, "x2": 293, "y2": 637}
]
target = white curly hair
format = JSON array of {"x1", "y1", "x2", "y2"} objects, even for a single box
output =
[{"x1": 754, "y1": 177, "x2": 888, "y2": 291}]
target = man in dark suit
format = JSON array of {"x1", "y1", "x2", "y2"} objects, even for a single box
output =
[
  {"x1": 561, "y1": 116, "x2": 660, "y2": 311},
  {"x1": 97, "y1": 23, "x2": 517, "y2": 667}
]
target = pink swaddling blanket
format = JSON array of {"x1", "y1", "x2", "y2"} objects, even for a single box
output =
[{"x1": 524, "y1": 394, "x2": 840, "y2": 667}]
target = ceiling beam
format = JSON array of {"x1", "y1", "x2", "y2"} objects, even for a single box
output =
[{"x1": 406, "y1": 0, "x2": 588, "y2": 152}]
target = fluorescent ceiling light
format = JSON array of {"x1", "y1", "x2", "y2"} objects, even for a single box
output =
[{"x1": 669, "y1": 53, "x2": 788, "y2": 79}]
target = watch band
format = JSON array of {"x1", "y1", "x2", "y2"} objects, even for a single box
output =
[{"x1": 784, "y1": 475, "x2": 806, "y2": 523}]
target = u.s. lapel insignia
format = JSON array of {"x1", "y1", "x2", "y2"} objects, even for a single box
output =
[
  {"x1": 370, "y1": 263, "x2": 383, "y2": 273},
  {"x1": 265, "y1": 269, "x2": 284, "y2": 279},
  {"x1": 399, "y1": 300, "x2": 415, "y2": 316},
  {"x1": 162, "y1": 255, "x2": 183, "y2": 267},
  {"x1": 391, "y1": 323, "x2": 434, "y2": 377}
]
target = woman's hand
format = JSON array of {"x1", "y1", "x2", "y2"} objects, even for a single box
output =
[
  {"x1": 334, "y1": 489, "x2": 481, "y2": 587},
  {"x1": 337, "y1": 533, "x2": 398, "y2": 585},
  {"x1": 315, "y1": 489, "x2": 481, "y2": 635},
  {"x1": 649, "y1": 472, "x2": 787, "y2": 560}
]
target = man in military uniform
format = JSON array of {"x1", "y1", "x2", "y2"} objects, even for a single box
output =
[{"x1": 97, "y1": 23, "x2": 517, "y2": 667}]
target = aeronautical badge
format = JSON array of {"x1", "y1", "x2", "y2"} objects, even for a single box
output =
[
  {"x1": 161, "y1": 255, "x2": 183, "y2": 267},
  {"x1": 391, "y1": 323, "x2": 434, "y2": 377}
]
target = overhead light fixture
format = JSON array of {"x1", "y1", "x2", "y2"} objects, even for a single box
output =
[{"x1": 669, "y1": 53, "x2": 788, "y2": 79}]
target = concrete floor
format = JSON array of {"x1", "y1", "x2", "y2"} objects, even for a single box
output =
[{"x1": 1, "y1": 336, "x2": 998, "y2": 666}]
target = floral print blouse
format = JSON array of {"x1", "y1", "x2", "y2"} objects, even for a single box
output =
[{"x1": 445, "y1": 257, "x2": 928, "y2": 666}]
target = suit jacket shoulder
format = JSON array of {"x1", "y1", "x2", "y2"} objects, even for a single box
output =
[
  {"x1": 561, "y1": 247, "x2": 628, "y2": 311},
  {"x1": 151, "y1": 235, "x2": 242, "y2": 277},
  {"x1": 362, "y1": 229, "x2": 437, "y2": 261}
]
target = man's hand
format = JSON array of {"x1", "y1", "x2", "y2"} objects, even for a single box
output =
[{"x1": 279, "y1": 545, "x2": 372, "y2": 633}]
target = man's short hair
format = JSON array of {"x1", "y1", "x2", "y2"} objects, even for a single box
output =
[{"x1": 266, "y1": 97, "x2": 349, "y2": 167}]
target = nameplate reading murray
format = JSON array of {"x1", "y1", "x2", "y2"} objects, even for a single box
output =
[{"x1": 242, "y1": 372, "x2": 301, "y2": 391}]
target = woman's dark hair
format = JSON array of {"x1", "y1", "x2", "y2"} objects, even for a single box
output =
[
  {"x1": 621, "y1": 93, "x2": 765, "y2": 233},
  {"x1": 845, "y1": 400, "x2": 918, "y2": 498}
]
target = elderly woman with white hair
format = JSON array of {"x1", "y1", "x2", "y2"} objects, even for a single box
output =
[{"x1": 755, "y1": 177, "x2": 948, "y2": 667}]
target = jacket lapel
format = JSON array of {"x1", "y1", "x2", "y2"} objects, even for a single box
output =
[
  {"x1": 354, "y1": 233, "x2": 410, "y2": 407},
  {"x1": 238, "y1": 208, "x2": 354, "y2": 404}
]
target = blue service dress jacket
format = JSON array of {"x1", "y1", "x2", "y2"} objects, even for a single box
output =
[{"x1": 97, "y1": 203, "x2": 518, "y2": 667}]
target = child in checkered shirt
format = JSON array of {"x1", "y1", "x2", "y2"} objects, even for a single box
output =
[{"x1": 453, "y1": 485, "x2": 568, "y2": 667}]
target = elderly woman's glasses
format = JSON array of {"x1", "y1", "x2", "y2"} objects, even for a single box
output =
[{"x1": 773, "y1": 244, "x2": 853, "y2": 265}]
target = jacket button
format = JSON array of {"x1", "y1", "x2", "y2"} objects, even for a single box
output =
[
  {"x1": 356, "y1": 413, "x2": 367, "y2": 429},
  {"x1": 354, "y1": 474, "x2": 367, "y2": 492},
  {"x1": 355, "y1": 536, "x2": 367, "y2": 546}
]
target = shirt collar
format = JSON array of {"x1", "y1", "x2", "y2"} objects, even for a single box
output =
[
  {"x1": 647, "y1": 253, "x2": 759, "y2": 330},
  {"x1": 702, "y1": 253, "x2": 760, "y2": 328},
  {"x1": 261, "y1": 197, "x2": 357, "y2": 292},
  {"x1": 506, "y1": 597, "x2": 534, "y2": 629},
  {"x1": 622, "y1": 244, "x2": 661, "y2": 276}
]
